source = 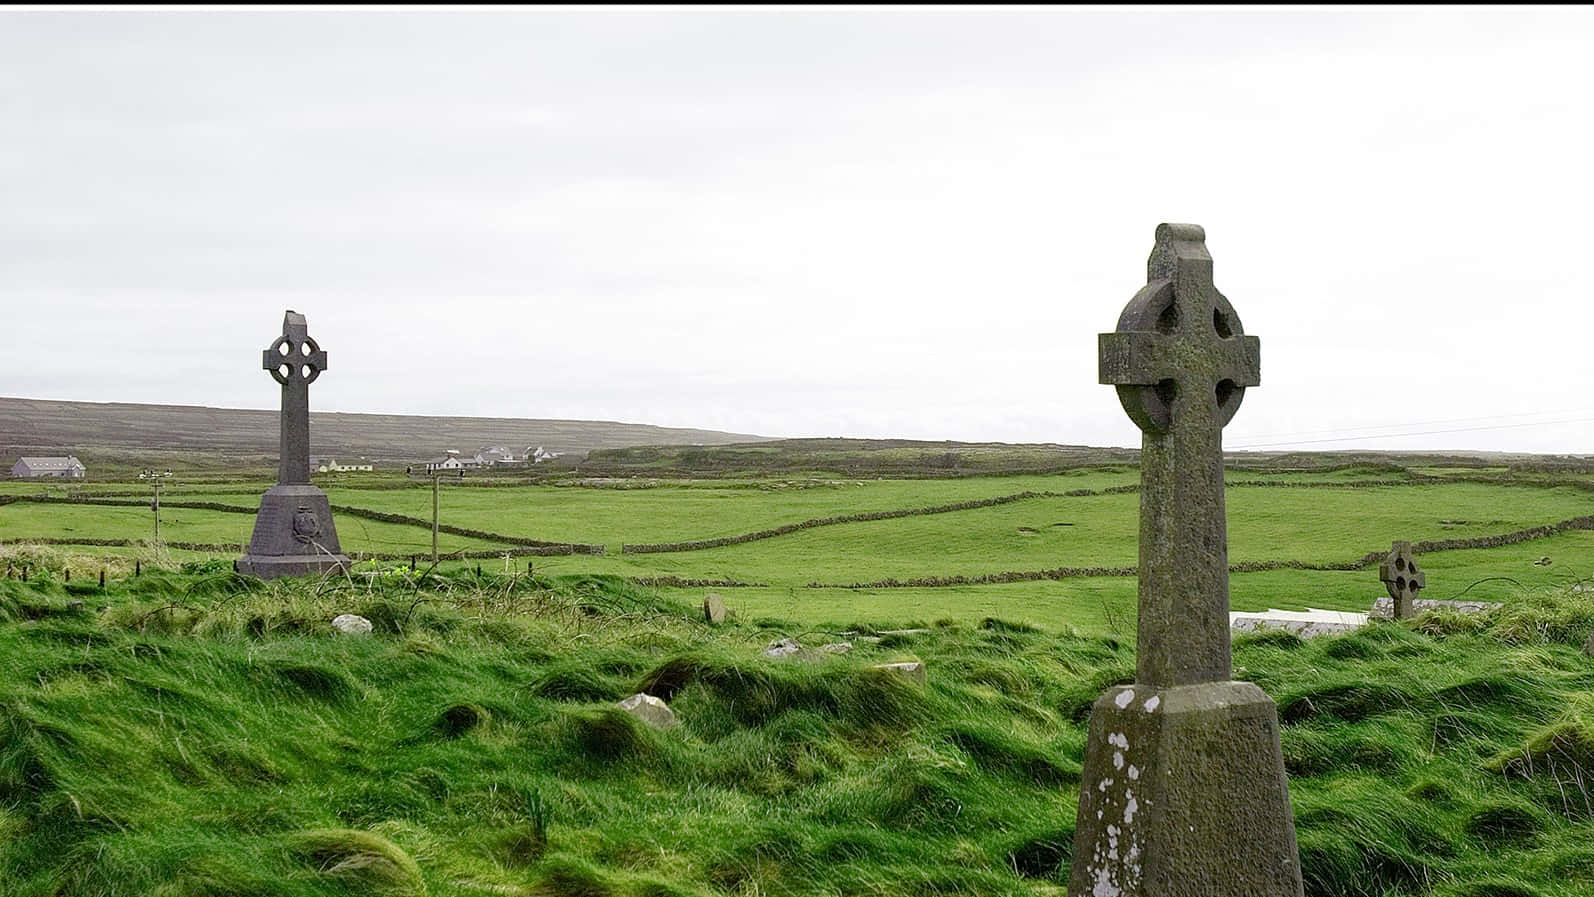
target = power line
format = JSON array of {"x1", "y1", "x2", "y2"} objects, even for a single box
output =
[
  {"x1": 1233, "y1": 407, "x2": 1594, "y2": 442},
  {"x1": 1231, "y1": 416, "x2": 1594, "y2": 450}
]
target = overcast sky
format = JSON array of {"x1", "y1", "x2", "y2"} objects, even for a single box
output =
[{"x1": 5, "y1": 7, "x2": 1594, "y2": 452}]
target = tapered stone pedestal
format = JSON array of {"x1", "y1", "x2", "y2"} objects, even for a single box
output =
[
  {"x1": 234, "y1": 485, "x2": 349, "y2": 579},
  {"x1": 1069, "y1": 682, "x2": 1301, "y2": 897}
]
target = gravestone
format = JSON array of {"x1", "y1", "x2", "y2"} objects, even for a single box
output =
[
  {"x1": 235, "y1": 312, "x2": 351, "y2": 579},
  {"x1": 1378, "y1": 540, "x2": 1425, "y2": 619},
  {"x1": 1069, "y1": 224, "x2": 1303, "y2": 897},
  {"x1": 1231, "y1": 607, "x2": 1369, "y2": 639},
  {"x1": 703, "y1": 592, "x2": 728, "y2": 624}
]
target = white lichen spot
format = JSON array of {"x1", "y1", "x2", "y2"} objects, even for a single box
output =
[
  {"x1": 1097, "y1": 777, "x2": 1114, "y2": 792},
  {"x1": 1113, "y1": 751, "x2": 1124, "y2": 770},
  {"x1": 1124, "y1": 795, "x2": 1139, "y2": 824},
  {"x1": 1107, "y1": 732, "x2": 1129, "y2": 750},
  {"x1": 1096, "y1": 809, "x2": 1103, "y2": 820},
  {"x1": 1128, "y1": 764, "x2": 1140, "y2": 781},
  {"x1": 1114, "y1": 689, "x2": 1135, "y2": 709},
  {"x1": 1092, "y1": 867, "x2": 1121, "y2": 897},
  {"x1": 1143, "y1": 695, "x2": 1161, "y2": 713}
]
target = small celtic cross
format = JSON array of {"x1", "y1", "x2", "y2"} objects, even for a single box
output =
[{"x1": 1379, "y1": 541, "x2": 1425, "y2": 619}]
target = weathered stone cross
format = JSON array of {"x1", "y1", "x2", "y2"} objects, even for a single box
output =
[
  {"x1": 1379, "y1": 540, "x2": 1426, "y2": 619},
  {"x1": 1097, "y1": 223, "x2": 1260, "y2": 686},
  {"x1": 263, "y1": 311, "x2": 327, "y2": 486},
  {"x1": 236, "y1": 311, "x2": 349, "y2": 579},
  {"x1": 1068, "y1": 225, "x2": 1301, "y2": 897}
]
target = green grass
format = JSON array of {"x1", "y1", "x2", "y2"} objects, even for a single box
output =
[
  {"x1": 1, "y1": 570, "x2": 1593, "y2": 896},
  {"x1": 0, "y1": 503, "x2": 516, "y2": 556},
  {"x1": 7, "y1": 468, "x2": 1594, "y2": 634}
]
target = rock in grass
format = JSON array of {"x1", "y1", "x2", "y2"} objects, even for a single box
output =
[
  {"x1": 763, "y1": 637, "x2": 803, "y2": 659},
  {"x1": 331, "y1": 614, "x2": 373, "y2": 635},
  {"x1": 820, "y1": 642, "x2": 853, "y2": 654},
  {"x1": 617, "y1": 693, "x2": 677, "y2": 729},
  {"x1": 703, "y1": 592, "x2": 727, "y2": 624},
  {"x1": 1584, "y1": 630, "x2": 1594, "y2": 658},
  {"x1": 873, "y1": 661, "x2": 927, "y2": 684}
]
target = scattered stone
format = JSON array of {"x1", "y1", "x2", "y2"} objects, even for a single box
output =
[
  {"x1": 331, "y1": 614, "x2": 373, "y2": 635},
  {"x1": 703, "y1": 592, "x2": 727, "y2": 624},
  {"x1": 617, "y1": 693, "x2": 677, "y2": 729},
  {"x1": 820, "y1": 642, "x2": 853, "y2": 654},
  {"x1": 1369, "y1": 597, "x2": 1502, "y2": 620},
  {"x1": 1378, "y1": 541, "x2": 1426, "y2": 619},
  {"x1": 876, "y1": 628, "x2": 931, "y2": 636},
  {"x1": 1074, "y1": 223, "x2": 1301, "y2": 897},
  {"x1": 1230, "y1": 608, "x2": 1367, "y2": 638},
  {"x1": 1583, "y1": 631, "x2": 1594, "y2": 658},
  {"x1": 762, "y1": 637, "x2": 803, "y2": 659},
  {"x1": 65, "y1": 599, "x2": 85, "y2": 612},
  {"x1": 872, "y1": 661, "x2": 926, "y2": 684}
]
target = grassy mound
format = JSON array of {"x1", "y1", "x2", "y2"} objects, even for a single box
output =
[{"x1": 0, "y1": 568, "x2": 1591, "y2": 895}]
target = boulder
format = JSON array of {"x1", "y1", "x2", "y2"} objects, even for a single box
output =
[
  {"x1": 873, "y1": 661, "x2": 926, "y2": 685},
  {"x1": 763, "y1": 637, "x2": 803, "y2": 659},
  {"x1": 331, "y1": 614, "x2": 373, "y2": 635},
  {"x1": 617, "y1": 693, "x2": 677, "y2": 729}
]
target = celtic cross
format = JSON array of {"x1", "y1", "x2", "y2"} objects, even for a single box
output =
[
  {"x1": 262, "y1": 311, "x2": 327, "y2": 486},
  {"x1": 1098, "y1": 224, "x2": 1261, "y2": 687},
  {"x1": 1379, "y1": 541, "x2": 1425, "y2": 619}
]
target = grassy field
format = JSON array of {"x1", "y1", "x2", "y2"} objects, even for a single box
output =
[
  {"x1": 1, "y1": 569, "x2": 1592, "y2": 896},
  {"x1": 4, "y1": 464, "x2": 1594, "y2": 633},
  {"x1": 3, "y1": 453, "x2": 1594, "y2": 895}
]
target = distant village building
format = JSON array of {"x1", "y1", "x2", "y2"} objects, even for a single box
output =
[
  {"x1": 313, "y1": 457, "x2": 374, "y2": 473},
  {"x1": 424, "y1": 451, "x2": 468, "y2": 472},
  {"x1": 527, "y1": 445, "x2": 564, "y2": 464},
  {"x1": 474, "y1": 446, "x2": 523, "y2": 466},
  {"x1": 10, "y1": 456, "x2": 86, "y2": 478}
]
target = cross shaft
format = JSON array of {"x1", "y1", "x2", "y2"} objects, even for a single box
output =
[
  {"x1": 263, "y1": 311, "x2": 325, "y2": 486},
  {"x1": 1098, "y1": 224, "x2": 1259, "y2": 687}
]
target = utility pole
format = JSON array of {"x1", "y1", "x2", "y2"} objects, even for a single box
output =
[
  {"x1": 138, "y1": 468, "x2": 173, "y2": 541},
  {"x1": 408, "y1": 464, "x2": 464, "y2": 564}
]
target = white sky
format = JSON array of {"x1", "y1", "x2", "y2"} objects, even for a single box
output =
[{"x1": 4, "y1": 6, "x2": 1593, "y2": 452}]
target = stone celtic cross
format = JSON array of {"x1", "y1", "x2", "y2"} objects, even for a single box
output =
[
  {"x1": 1069, "y1": 225, "x2": 1301, "y2": 897},
  {"x1": 1098, "y1": 223, "x2": 1260, "y2": 686},
  {"x1": 236, "y1": 311, "x2": 349, "y2": 579},
  {"x1": 263, "y1": 311, "x2": 326, "y2": 485},
  {"x1": 1379, "y1": 540, "x2": 1425, "y2": 619}
]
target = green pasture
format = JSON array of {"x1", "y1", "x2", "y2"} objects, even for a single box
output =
[
  {"x1": 4, "y1": 469, "x2": 1593, "y2": 633},
  {"x1": 0, "y1": 502, "x2": 514, "y2": 556}
]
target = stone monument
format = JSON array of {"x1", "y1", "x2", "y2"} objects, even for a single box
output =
[
  {"x1": 235, "y1": 311, "x2": 351, "y2": 579},
  {"x1": 1068, "y1": 224, "x2": 1303, "y2": 896},
  {"x1": 1378, "y1": 540, "x2": 1425, "y2": 619}
]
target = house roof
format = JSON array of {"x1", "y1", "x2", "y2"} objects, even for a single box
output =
[{"x1": 16, "y1": 456, "x2": 84, "y2": 469}]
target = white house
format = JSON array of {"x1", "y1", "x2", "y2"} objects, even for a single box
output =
[
  {"x1": 11, "y1": 456, "x2": 86, "y2": 478},
  {"x1": 314, "y1": 458, "x2": 374, "y2": 473},
  {"x1": 527, "y1": 445, "x2": 564, "y2": 464},
  {"x1": 424, "y1": 453, "x2": 467, "y2": 472},
  {"x1": 474, "y1": 446, "x2": 523, "y2": 466}
]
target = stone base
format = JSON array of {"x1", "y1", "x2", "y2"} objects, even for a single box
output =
[
  {"x1": 1067, "y1": 681, "x2": 1303, "y2": 897},
  {"x1": 234, "y1": 484, "x2": 350, "y2": 580},
  {"x1": 234, "y1": 553, "x2": 350, "y2": 579}
]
